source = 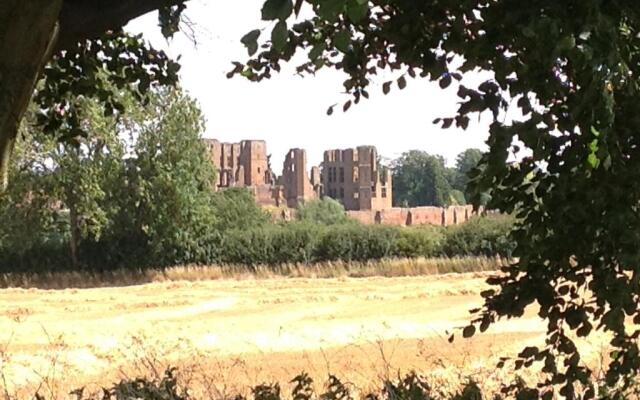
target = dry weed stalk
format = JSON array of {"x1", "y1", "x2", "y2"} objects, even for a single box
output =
[{"x1": 0, "y1": 257, "x2": 504, "y2": 290}]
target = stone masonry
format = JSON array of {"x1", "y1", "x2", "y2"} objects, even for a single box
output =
[
  {"x1": 322, "y1": 146, "x2": 392, "y2": 211},
  {"x1": 204, "y1": 139, "x2": 321, "y2": 208},
  {"x1": 203, "y1": 138, "x2": 477, "y2": 227},
  {"x1": 203, "y1": 139, "x2": 273, "y2": 188},
  {"x1": 280, "y1": 148, "x2": 318, "y2": 208},
  {"x1": 346, "y1": 205, "x2": 481, "y2": 227}
]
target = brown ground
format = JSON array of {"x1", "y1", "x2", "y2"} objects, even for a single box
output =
[{"x1": 0, "y1": 273, "x2": 609, "y2": 398}]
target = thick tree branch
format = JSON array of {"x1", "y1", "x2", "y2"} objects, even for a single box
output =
[
  {"x1": 0, "y1": 0, "x2": 63, "y2": 191},
  {"x1": 57, "y1": 0, "x2": 187, "y2": 51}
]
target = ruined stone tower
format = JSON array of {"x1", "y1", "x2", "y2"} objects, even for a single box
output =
[
  {"x1": 203, "y1": 139, "x2": 273, "y2": 189},
  {"x1": 321, "y1": 146, "x2": 392, "y2": 211},
  {"x1": 281, "y1": 149, "x2": 317, "y2": 208}
]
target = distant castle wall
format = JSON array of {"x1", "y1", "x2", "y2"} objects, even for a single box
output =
[{"x1": 346, "y1": 205, "x2": 482, "y2": 227}]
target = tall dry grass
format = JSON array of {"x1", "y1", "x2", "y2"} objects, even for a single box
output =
[{"x1": 0, "y1": 256, "x2": 506, "y2": 290}]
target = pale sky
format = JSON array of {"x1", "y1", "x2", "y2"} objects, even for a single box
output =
[{"x1": 126, "y1": 0, "x2": 492, "y2": 175}]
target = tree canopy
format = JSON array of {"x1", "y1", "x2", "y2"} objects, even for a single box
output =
[
  {"x1": 391, "y1": 151, "x2": 453, "y2": 207},
  {"x1": 0, "y1": 0, "x2": 187, "y2": 190},
  {"x1": 230, "y1": 1, "x2": 640, "y2": 397}
]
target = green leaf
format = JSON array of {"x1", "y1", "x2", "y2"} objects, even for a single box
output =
[
  {"x1": 382, "y1": 81, "x2": 392, "y2": 95},
  {"x1": 397, "y1": 76, "x2": 407, "y2": 90},
  {"x1": 271, "y1": 21, "x2": 288, "y2": 51},
  {"x1": 241, "y1": 30, "x2": 261, "y2": 56},
  {"x1": 318, "y1": 0, "x2": 344, "y2": 22},
  {"x1": 346, "y1": 0, "x2": 368, "y2": 23},
  {"x1": 309, "y1": 42, "x2": 326, "y2": 60},
  {"x1": 261, "y1": 0, "x2": 293, "y2": 21},
  {"x1": 326, "y1": 104, "x2": 335, "y2": 115},
  {"x1": 587, "y1": 153, "x2": 600, "y2": 169},
  {"x1": 439, "y1": 74, "x2": 452, "y2": 89},
  {"x1": 462, "y1": 325, "x2": 476, "y2": 338},
  {"x1": 334, "y1": 31, "x2": 351, "y2": 53}
]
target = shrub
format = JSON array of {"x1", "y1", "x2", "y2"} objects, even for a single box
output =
[
  {"x1": 59, "y1": 367, "x2": 542, "y2": 400},
  {"x1": 0, "y1": 216, "x2": 515, "y2": 272},
  {"x1": 395, "y1": 226, "x2": 444, "y2": 258},
  {"x1": 442, "y1": 215, "x2": 515, "y2": 257},
  {"x1": 211, "y1": 188, "x2": 270, "y2": 232},
  {"x1": 296, "y1": 198, "x2": 349, "y2": 225},
  {"x1": 314, "y1": 224, "x2": 399, "y2": 262}
]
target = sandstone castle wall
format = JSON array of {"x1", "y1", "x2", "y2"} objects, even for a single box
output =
[{"x1": 347, "y1": 205, "x2": 481, "y2": 227}]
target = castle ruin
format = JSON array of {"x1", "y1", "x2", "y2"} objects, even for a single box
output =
[
  {"x1": 322, "y1": 146, "x2": 392, "y2": 211},
  {"x1": 203, "y1": 138, "x2": 478, "y2": 226}
]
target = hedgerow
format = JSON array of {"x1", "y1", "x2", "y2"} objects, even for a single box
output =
[{"x1": 0, "y1": 216, "x2": 513, "y2": 273}]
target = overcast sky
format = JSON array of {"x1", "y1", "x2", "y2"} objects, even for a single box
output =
[{"x1": 126, "y1": 0, "x2": 492, "y2": 174}]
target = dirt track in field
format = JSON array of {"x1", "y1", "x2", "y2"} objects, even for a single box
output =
[{"x1": 0, "y1": 273, "x2": 609, "y2": 397}]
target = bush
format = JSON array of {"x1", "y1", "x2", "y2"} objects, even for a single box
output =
[
  {"x1": 296, "y1": 198, "x2": 349, "y2": 225},
  {"x1": 58, "y1": 367, "x2": 563, "y2": 400},
  {"x1": 220, "y1": 222, "x2": 322, "y2": 265},
  {"x1": 315, "y1": 224, "x2": 399, "y2": 262},
  {"x1": 395, "y1": 226, "x2": 444, "y2": 258},
  {"x1": 442, "y1": 215, "x2": 515, "y2": 257},
  {"x1": 211, "y1": 188, "x2": 270, "y2": 231},
  {"x1": 0, "y1": 216, "x2": 514, "y2": 272}
]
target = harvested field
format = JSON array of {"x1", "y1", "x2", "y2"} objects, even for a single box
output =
[{"x1": 0, "y1": 271, "x2": 610, "y2": 399}]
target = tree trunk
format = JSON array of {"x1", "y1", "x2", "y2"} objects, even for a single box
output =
[{"x1": 0, "y1": 0, "x2": 63, "y2": 191}]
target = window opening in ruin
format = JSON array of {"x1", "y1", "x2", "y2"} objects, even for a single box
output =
[
  {"x1": 353, "y1": 167, "x2": 359, "y2": 182},
  {"x1": 382, "y1": 188, "x2": 387, "y2": 198},
  {"x1": 339, "y1": 167, "x2": 344, "y2": 183},
  {"x1": 339, "y1": 188, "x2": 344, "y2": 198},
  {"x1": 354, "y1": 192, "x2": 359, "y2": 199}
]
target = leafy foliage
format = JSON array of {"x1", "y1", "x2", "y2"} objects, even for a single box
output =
[
  {"x1": 218, "y1": 217, "x2": 510, "y2": 267},
  {"x1": 233, "y1": 0, "x2": 640, "y2": 395},
  {"x1": 442, "y1": 216, "x2": 515, "y2": 258},
  {"x1": 60, "y1": 367, "x2": 555, "y2": 400},
  {"x1": 211, "y1": 188, "x2": 270, "y2": 232},
  {"x1": 452, "y1": 149, "x2": 483, "y2": 195},
  {"x1": 392, "y1": 151, "x2": 454, "y2": 207},
  {"x1": 296, "y1": 198, "x2": 348, "y2": 225},
  {"x1": 36, "y1": 31, "x2": 181, "y2": 146},
  {"x1": 115, "y1": 87, "x2": 218, "y2": 266},
  {"x1": 0, "y1": 86, "x2": 226, "y2": 270}
]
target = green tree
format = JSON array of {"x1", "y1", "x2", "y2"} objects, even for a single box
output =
[
  {"x1": 0, "y1": 120, "x2": 61, "y2": 260},
  {"x1": 448, "y1": 189, "x2": 466, "y2": 206},
  {"x1": 121, "y1": 87, "x2": 218, "y2": 265},
  {"x1": 392, "y1": 151, "x2": 453, "y2": 207},
  {"x1": 234, "y1": 1, "x2": 640, "y2": 396},
  {"x1": 296, "y1": 198, "x2": 348, "y2": 225},
  {"x1": 452, "y1": 149, "x2": 484, "y2": 192},
  {"x1": 1, "y1": 1, "x2": 188, "y2": 191},
  {"x1": 53, "y1": 100, "x2": 125, "y2": 267},
  {"x1": 211, "y1": 188, "x2": 270, "y2": 232},
  {"x1": 0, "y1": 99, "x2": 124, "y2": 268}
]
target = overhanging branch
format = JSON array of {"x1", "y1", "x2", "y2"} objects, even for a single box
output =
[{"x1": 56, "y1": 0, "x2": 188, "y2": 51}]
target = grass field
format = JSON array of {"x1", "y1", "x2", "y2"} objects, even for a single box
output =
[{"x1": 0, "y1": 259, "x2": 610, "y2": 399}]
